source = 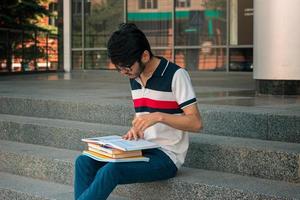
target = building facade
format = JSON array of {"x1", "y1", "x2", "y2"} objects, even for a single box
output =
[{"x1": 66, "y1": 0, "x2": 253, "y2": 72}]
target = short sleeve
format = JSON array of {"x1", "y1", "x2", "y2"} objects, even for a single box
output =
[{"x1": 171, "y1": 68, "x2": 197, "y2": 109}]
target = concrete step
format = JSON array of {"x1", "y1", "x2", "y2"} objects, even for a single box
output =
[
  {"x1": 0, "y1": 141, "x2": 299, "y2": 200},
  {"x1": 0, "y1": 172, "x2": 128, "y2": 200},
  {"x1": 0, "y1": 113, "x2": 128, "y2": 151},
  {"x1": 0, "y1": 114, "x2": 299, "y2": 182},
  {"x1": 0, "y1": 96, "x2": 299, "y2": 143},
  {"x1": 187, "y1": 134, "x2": 300, "y2": 183}
]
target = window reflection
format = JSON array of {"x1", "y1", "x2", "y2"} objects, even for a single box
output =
[
  {"x1": 139, "y1": 0, "x2": 158, "y2": 9},
  {"x1": 175, "y1": 48, "x2": 226, "y2": 71},
  {"x1": 175, "y1": 0, "x2": 227, "y2": 46},
  {"x1": 84, "y1": 0, "x2": 124, "y2": 48},
  {"x1": 70, "y1": 0, "x2": 253, "y2": 71},
  {"x1": 128, "y1": 0, "x2": 173, "y2": 48},
  {"x1": 85, "y1": 50, "x2": 111, "y2": 69},
  {"x1": 72, "y1": 51, "x2": 82, "y2": 70},
  {"x1": 230, "y1": 0, "x2": 253, "y2": 45},
  {"x1": 153, "y1": 49, "x2": 173, "y2": 61},
  {"x1": 176, "y1": 0, "x2": 191, "y2": 8},
  {"x1": 72, "y1": 0, "x2": 82, "y2": 48},
  {"x1": 229, "y1": 48, "x2": 253, "y2": 71}
]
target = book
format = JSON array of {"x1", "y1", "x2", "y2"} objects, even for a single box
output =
[
  {"x1": 87, "y1": 146, "x2": 142, "y2": 159},
  {"x1": 81, "y1": 135, "x2": 159, "y2": 151},
  {"x1": 82, "y1": 150, "x2": 149, "y2": 162},
  {"x1": 87, "y1": 143, "x2": 126, "y2": 155}
]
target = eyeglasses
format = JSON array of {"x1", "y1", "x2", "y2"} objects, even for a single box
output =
[{"x1": 115, "y1": 60, "x2": 137, "y2": 72}]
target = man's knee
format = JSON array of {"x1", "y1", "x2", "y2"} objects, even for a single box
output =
[
  {"x1": 95, "y1": 163, "x2": 121, "y2": 181},
  {"x1": 75, "y1": 155, "x2": 90, "y2": 169}
]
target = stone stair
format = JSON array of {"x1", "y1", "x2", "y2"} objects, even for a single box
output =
[
  {"x1": 1, "y1": 140, "x2": 299, "y2": 200},
  {"x1": 0, "y1": 90, "x2": 300, "y2": 199}
]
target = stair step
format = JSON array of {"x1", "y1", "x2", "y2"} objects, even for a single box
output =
[
  {"x1": 0, "y1": 172, "x2": 128, "y2": 200},
  {"x1": 0, "y1": 96, "x2": 299, "y2": 143},
  {"x1": 0, "y1": 113, "x2": 128, "y2": 150},
  {"x1": 0, "y1": 115, "x2": 299, "y2": 182},
  {"x1": 187, "y1": 134, "x2": 300, "y2": 183},
  {"x1": 0, "y1": 140, "x2": 299, "y2": 200}
]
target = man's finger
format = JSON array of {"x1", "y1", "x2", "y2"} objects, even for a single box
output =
[
  {"x1": 137, "y1": 130, "x2": 144, "y2": 139},
  {"x1": 133, "y1": 130, "x2": 138, "y2": 140},
  {"x1": 128, "y1": 131, "x2": 133, "y2": 140}
]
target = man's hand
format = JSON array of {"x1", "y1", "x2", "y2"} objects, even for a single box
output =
[
  {"x1": 122, "y1": 127, "x2": 144, "y2": 140},
  {"x1": 132, "y1": 112, "x2": 160, "y2": 133},
  {"x1": 122, "y1": 113, "x2": 160, "y2": 140}
]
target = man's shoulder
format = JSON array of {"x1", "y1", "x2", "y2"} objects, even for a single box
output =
[{"x1": 162, "y1": 59, "x2": 182, "y2": 78}]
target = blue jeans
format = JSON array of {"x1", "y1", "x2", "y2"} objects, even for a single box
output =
[{"x1": 74, "y1": 148, "x2": 177, "y2": 200}]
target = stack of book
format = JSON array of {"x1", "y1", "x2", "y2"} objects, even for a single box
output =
[{"x1": 81, "y1": 135, "x2": 159, "y2": 162}]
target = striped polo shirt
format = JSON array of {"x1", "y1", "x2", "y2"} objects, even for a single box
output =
[{"x1": 130, "y1": 57, "x2": 197, "y2": 168}]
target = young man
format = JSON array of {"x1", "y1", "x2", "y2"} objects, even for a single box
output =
[{"x1": 74, "y1": 23, "x2": 202, "y2": 200}]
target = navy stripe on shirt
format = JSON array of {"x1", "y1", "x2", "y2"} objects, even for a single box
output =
[
  {"x1": 179, "y1": 98, "x2": 197, "y2": 109},
  {"x1": 135, "y1": 107, "x2": 183, "y2": 114}
]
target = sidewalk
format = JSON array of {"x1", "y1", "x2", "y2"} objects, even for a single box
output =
[{"x1": 0, "y1": 70, "x2": 299, "y2": 110}]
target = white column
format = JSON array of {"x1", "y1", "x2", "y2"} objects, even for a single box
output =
[
  {"x1": 254, "y1": 0, "x2": 300, "y2": 80},
  {"x1": 63, "y1": 0, "x2": 71, "y2": 72}
]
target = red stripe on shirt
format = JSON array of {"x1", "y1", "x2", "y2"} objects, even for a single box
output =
[{"x1": 133, "y1": 98, "x2": 179, "y2": 109}]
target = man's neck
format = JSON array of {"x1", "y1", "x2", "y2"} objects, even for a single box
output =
[{"x1": 142, "y1": 56, "x2": 160, "y2": 77}]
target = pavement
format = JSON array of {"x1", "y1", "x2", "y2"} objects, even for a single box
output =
[{"x1": 0, "y1": 70, "x2": 299, "y2": 109}]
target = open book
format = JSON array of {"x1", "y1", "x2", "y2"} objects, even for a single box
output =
[{"x1": 81, "y1": 135, "x2": 159, "y2": 151}]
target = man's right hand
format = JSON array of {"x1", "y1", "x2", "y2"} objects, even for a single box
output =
[{"x1": 122, "y1": 127, "x2": 144, "y2": 140}]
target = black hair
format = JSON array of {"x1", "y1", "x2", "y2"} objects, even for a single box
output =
[{"x1": 107, "y1": 23, "x2": 153, "y2": 68}]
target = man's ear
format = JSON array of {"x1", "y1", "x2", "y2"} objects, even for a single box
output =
[{"x1": 141, "y1": 50, "x2": 150, "y2": 63}]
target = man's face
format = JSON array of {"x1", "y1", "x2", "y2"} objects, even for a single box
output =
[{"x1": 116, "y1": 60, "x2": 146, "y2": 79}]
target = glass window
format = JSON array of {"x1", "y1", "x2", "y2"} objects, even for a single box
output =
[
  {"x1": 84, "y1": 0, "x2": 124, "y2": 48},
  {"x1": 10, "y1": 30, "x2": 23, "y2": 72},
  {"x1": 57, "y1": 0, "x2": 64, "y2": 71},
  {"x1": 175, "y1": 48, "x2": 226, "y2": 71},
  {"x1": 22, "y1": 30, "x2": 37, "y2": 72},
  {"x1": 139, "y1": 0, "x2": 158, "y2": 9},
  {"x1": 0, "y1": 30, "x2": 9, "y2": 72},
  {"x1": 48, "y1": 3, "x2": 58, "y2": 27},
  {"x1": 72, "y1": 0, "x2": 82, "y2": 48},
  {"x1": 36, "y1": 31, "x2": 48, "y2": 71},
  {"x1": 175, "y1": 0, "x2": 227, "y2": 46},
  {"x1": 128, "y1": 0, "x2": 173, "y2": 48},
  {"x1": 175, "y1": 0, "x2": 226, "y2": 46},
  {"x1": 152, "y1": 49, "x2": 173, "y2": 61},
  {"x1": 230, "y1": 0, "x2": 253, "y2": 45},
  {"x1": 176, "y1": 0, "x2": 191, "y2": 8},
  {"x1": 84, "y1": 50, "x2": 111, "y2": 69},
  {"x1": 72, "y1": 51, "x2": 83, "y2": 70},
  {"x1": 48, "y1": 34, "x2": 59, "y2": 70},
  {"x1": 229, "y1": 48, "x2": 253, "y2": 71}
]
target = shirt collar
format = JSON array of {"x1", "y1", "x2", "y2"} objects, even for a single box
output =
[
  {"x1": 134, "y1": 57, "x2": 169, "y2": 83},
  {"x1": 152, "y1": 57, "x2": 169, "y2": 77}
]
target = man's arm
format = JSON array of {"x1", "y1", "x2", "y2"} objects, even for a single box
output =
[
  {"x1": 123, "y1": 103, "x2": 202, "y2": 140},
  {"x1": 132, "y1": 103, "x2": 202, "y2": 134}
]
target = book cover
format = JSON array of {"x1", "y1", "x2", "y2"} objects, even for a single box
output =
[
  {"x1": 87, "y1": 143, "x2": 125, "y2": 155},
  {"x1": 82, "y1": 135, "x2": 159, "y2": 151},
  {"x1": 88, "y1": 146, "x2": 142, "y2": 159},
  {"x1": 82, "y1": 150, "x2": 149, "y2": 162}
]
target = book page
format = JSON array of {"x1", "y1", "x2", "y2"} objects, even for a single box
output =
[
  {"x1": 82, "y1": 135, "x2": 159, "y2": 151},
  {"x1": 111, "y1": 139, "x2": 158, "y2": 151}
]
